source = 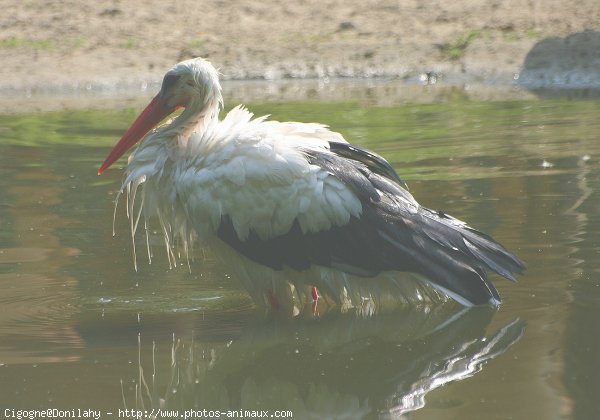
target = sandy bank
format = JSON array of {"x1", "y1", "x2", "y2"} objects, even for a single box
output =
[{"x1": 1, "y1": 0, "x2": 599, "y2": 111}]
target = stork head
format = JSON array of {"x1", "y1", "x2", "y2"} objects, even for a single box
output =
[
  {"x1": 159, "y1": 58, "x2": 223, "y2": 110},
  {"x1": 98, "y1": 58, "x2": 223, "y2": 175}
]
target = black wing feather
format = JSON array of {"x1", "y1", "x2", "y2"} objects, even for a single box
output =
[{"x1": 328, "y1": 141, "x2": 407, "y2": 187}]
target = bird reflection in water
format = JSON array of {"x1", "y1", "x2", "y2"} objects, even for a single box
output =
[{"x1": 121, "y1": 306, "x2": 524, "y2": 418}]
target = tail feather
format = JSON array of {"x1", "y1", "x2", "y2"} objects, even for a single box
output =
[
  {"x1": 376, "y1": 206, "x2": 525, "y2": 306},
  {"x1": 460, "y1": 227, "x2": 524, "y2": 282},
  {"x1": 379, "y1": 227, "x2": 501, "y2": 305},
  {"x1": 420, "y1": 208, "x2": 525, "y2": 279}
]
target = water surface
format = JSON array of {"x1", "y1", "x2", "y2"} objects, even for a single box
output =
[{"x1": 0, "y1": 86, "x2": 598, "y2": 419}]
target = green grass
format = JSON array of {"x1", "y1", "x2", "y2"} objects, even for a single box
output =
[
  {"x1": 72, "y1": 37, "x2": 88, "y2": 48},
  {"x1": 501, "y1": 29, "x2": 520, "y2": 42},
  {"x1": 526, "y1": 30, "x2": 543, "y2": 39},
  {"x1": 439, "y1": 30, "x2": 481, "y2": 60},
  {"x1": 0, "y1": 37, "x2": 54, "y2": 49},
  {"x1": 0, "y1": 36, "x2": 92, "y2": 50},
  {"x1": 186, "y1": 39, "x2": 204, "y2": 50},
  {"x1": 120, "y1": 37, "x2": 138, "y2": 49}
]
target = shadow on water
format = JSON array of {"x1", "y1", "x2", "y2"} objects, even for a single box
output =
[{"x1": 75, "y1": 305, "x2": 524, "y2": 418}]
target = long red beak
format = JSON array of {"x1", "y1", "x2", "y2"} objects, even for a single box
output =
[{"x1": 98, "y1": 94, "x2": 178, "y2": 175}]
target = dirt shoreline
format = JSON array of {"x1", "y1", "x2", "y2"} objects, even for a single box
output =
[{"x1": 2, "y1": 1, "x2": 599, "y2": 111}]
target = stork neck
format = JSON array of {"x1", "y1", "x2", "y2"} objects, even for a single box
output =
[{"x1": 161, "y1": 95, "x2": 221, "y2": 140}]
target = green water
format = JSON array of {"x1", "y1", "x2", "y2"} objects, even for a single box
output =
[{"x1": 0, "y1": 88, "x2": 599, "y2": 419}]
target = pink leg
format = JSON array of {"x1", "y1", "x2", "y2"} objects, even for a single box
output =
[{"x1": 268, "y1": 290, "x2": 280, "y2": 312}]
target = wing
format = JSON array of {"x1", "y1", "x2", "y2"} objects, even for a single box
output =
[{"x1": 215, "y1": 140, "x2": 524, "y2": 306}]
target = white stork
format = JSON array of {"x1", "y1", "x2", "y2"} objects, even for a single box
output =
[{"x1": 99, "y1": 58, "x2": 524, "y2": 309}]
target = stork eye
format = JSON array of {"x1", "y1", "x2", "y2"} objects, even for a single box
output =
[
  {"x1": 185, "y1": 80, "x2": 195, "y2": 87},
  {"x1": 161, "y1": 73, "x2": 181, "y2": 92}
]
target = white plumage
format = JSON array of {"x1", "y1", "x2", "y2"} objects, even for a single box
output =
[
  {"x1": 125, "y1": 104, "x2": 364, "y2": 240},
  {"x1": 100, "y1": 58, "x2": 524, "y2": 310}
]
